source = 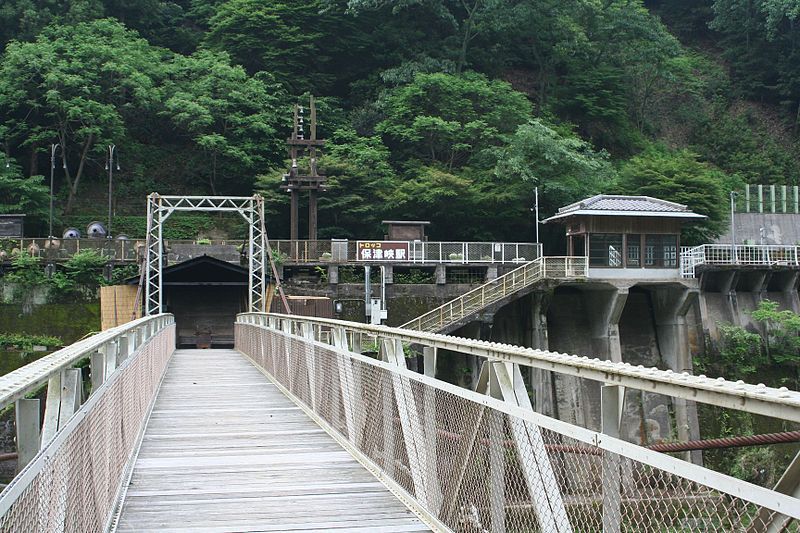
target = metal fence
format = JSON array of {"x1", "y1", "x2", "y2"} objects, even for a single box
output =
[
  {"x1": 236, "y1": 314, "x2": 800, "y2": 533},
  {"x1": 402, "y1": 256, "x2": 587, "y2": 333},
  {"x1": 680, "y1": 244, "x2": 800, "y2": 277},
  {"x1": 0, "y1": 315, "x2": 175, "y2": 532},
  {"x1": 0, "y1": 238, "x2": 142, "y2": 263},
  {"x1": 271, "y1": 240, "x2": 542, "y2": 265}
]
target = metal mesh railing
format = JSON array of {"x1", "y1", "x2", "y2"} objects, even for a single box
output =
[
  {"x1": 680, "y1": 244, "x2": 800, "y2": 277},
  {"x1": 402, "y1": 257, "x2": 587, "y2": 333},
  {"x1": 236, "y1": 321, "x2": 799, "y2": 532},
  {"x1": 0, "y1": 318, "x2": 175, "y2": 532}
]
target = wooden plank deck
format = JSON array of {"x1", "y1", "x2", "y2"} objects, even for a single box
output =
[{"x1": 116, "y1": 349, "x2": 429, "y2": 532}]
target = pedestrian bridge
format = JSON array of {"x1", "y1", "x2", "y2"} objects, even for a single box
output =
[{"x1": 0, "y1": 314, "x2": 798, "y2": 532}]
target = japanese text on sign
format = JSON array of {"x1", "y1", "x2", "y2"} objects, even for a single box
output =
[{"x1": 356, "y1": 241, "x2": 410, "y2": 261}]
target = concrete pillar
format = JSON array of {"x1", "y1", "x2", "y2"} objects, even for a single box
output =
[
  {"x1": 528, "y1": 291, "x2": 556, "y2": 417},
  {"x1": 652, "y1": 286, "x2": 702, "y2": 464},
  {"x1": 585, "y1": 288, "x2": 628, "y2": 363},
  {"x1": 486, "y1": 265, "x2": 498, "y2": 281},
  {"x1": 328, "y1": 265, "x2": 339, "y2": 285},
  {"x1": 434, "y1": 265, "x2": 446, "y2": 285}
]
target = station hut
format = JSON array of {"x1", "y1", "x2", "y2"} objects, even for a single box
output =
[{"x1": 543, "y1": 195, "x2": 706, "y2": 278}]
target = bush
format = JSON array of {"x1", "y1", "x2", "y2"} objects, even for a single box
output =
[{"x1": 0, "y1": 332, "x2": 61, "y2": 350}]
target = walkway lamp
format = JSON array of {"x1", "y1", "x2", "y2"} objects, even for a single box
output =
[
  {"x1": 105, "y1": 145, "x2": 119, "y2": 238},
  {"x1": 730, "y1": 191, "x2": 738, "y2": 264},
  {"x1": 49, "y1": 144, "x2": 67, "y2": 239}
]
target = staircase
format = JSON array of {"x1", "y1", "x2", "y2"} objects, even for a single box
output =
[{"x1": 400, "y1": 256, "x2": 587, "y2": 333}]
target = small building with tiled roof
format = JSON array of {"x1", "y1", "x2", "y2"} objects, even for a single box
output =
[{"x1": 543, "y1": 195, "x2": 705, "y2": 277}]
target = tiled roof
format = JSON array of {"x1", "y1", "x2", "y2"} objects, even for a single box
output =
[{"x1": 544, "y1": 195, "x2": 706, "y2": 222}]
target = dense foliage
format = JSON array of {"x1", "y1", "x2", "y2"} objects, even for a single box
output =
[{"x1": 1, "y1": 0, "x2": 799, "y2": 244}]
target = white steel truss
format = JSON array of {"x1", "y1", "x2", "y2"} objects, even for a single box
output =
[{"x1": 145, "y1": 194, "x2": 268, "y2": 315}]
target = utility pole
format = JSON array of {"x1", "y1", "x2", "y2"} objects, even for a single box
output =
[
  {"x1": 730, "y1": 191, "x2": 738, "y2": 263},
  {"x1": 280, "y1": 96, "x2": 326, "y2": 244},
  {"x1": 106, "y1": 145, "x2": 119, "y2": 238}
]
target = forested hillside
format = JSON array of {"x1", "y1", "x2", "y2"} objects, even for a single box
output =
[{"x1": 1, "y1": 0, "x2": 799, "y2": 243}]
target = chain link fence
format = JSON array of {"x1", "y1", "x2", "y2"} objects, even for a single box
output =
[{"x1": 237, "y1": 320, "x2": 799, "y2": 532}]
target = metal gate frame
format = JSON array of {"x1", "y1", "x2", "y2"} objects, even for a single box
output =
[{"x1": 145, "y1": 194, "x2": 267, "y2": 315}]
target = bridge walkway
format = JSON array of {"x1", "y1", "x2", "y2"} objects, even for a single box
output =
[{"x1": 116, "y1": 349, "x2": 428, "y2": 532}]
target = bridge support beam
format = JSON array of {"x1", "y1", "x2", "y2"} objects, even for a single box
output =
[
  {"x1": 381, "y1": 338, "x2": 443, "y2": 515},
  {"x1": 476, "y1": 361, "x2": 572, "y2": 532},
  {"x1": 651, "y1": 287, "x2": 702, "y2": 464}
]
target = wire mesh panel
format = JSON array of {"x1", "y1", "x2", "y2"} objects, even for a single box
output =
[
  {"x1": 236, "y1": 321, "x2": 799, "y2": 533},
  {"x1": 0, "y1": 324, "x2": 175, "y2": 532}
]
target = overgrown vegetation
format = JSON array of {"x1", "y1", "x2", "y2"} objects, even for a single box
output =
[
  {"x1": 1, "y1": 1, "x2": 799, "y2": 242},
  {"x1": 3, "y1": 250, "x2": 129, "y2": 303},
  {"x1": 0, "y1": 332, "x2": 61, "y2": 351},
  {"x1": 695, "y1": 299, "x2": 800, "y2": 484}
]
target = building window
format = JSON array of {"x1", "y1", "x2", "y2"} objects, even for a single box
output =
[
  {"x1": 589, "y1": 234, "x2": 623, "y2": 267},
  {"x1": 626, "y1": 234, "x2": 641, "y2": 267},
  {"x1": 644, "y1": 234, "x2": 678, "y2": 268}
]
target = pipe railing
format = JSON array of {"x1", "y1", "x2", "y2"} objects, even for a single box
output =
[
  {"x1": 401, "y1": 256, "x2": 587, "y2": 333},
  {"x1": 680, "y1": 244, "x2": 800, "y2": 277}
]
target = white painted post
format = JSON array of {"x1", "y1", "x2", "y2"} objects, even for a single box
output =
[
  {"x1": 118, "y1": 336, "x2": 129, "y2": 363},
  {"x1": 489, "y1": 409, "x2": 506, "y2": 533},
  {"x1": 57, "y1": 369, "x2": 82, "y2": 428},
  {"x1": 90, "y1": 350, "x2": 105, "y2": 392},
  {"x1": 15, "y1": 398, "x2": 40, "y2": 471},
  {"x1": 602, "y1": 384, "x2": 624, "y2": 533},
  {"x1": 104, "y1": 340, "x2": 119, "y2": 380}
]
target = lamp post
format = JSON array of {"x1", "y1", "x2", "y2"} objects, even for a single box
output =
[
  {"x1": 105, "y1": 145, "x2": 119, "y2": 238},
  {"x1": 730, "y1": 191, "x2": 738, "y2": 264},
  {"x1": 49, "y1": 144, "x2": 66, "y2": 239}
]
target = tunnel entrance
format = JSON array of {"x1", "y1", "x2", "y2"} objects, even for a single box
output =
[{"x1": 129, "y1": 255, "x2": 251, "y2": 348}]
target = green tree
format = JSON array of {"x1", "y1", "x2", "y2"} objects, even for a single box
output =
[
  {"x1": 751, "y1": 299, "x2": 800, "y2": 375},
  {"x1": 162, "y1": 50, "x2": 285, "y2": 194},
  {"x1": 617, "y1": 147, "x2": 738, "y2": 244},
  {"x1": 0, "y1": 19, "x2": 167, "y2": 213},
  {"x1": 376, "y1": 72, "x2": 531, "y2": 169},
  {"x1": 495, "y1": 118, "x2": 615, "y2": 217},
  {"x1": 0, "y1": 160, "x2": 48, "y2": 222}
]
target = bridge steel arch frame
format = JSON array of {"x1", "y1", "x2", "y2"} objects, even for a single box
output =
[{"x1": 145, "y1": 194, "x2": 268, "y2": 315}]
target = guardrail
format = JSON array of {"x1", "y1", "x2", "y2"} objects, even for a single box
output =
[
  {"x1": 1, "y1": 238, "x2": 542, "y2": 266},
  {"x1": 271, "y1": 239, "x2": 542, "y2": 265},
  {"x1": 0, "y1": 238, "x2": 142, "y2": 262},
  {"x1": 680, "y1": 244, "x2": 800, "y2": 277},
  {"x1": 401, "y1": 256, "x2": 587, "y2": 333},
  {"x1": 0, "y1": 314, "x2": 175, "y2": 531},
  {"x1": 237, "y1": 313, "x2": 800, "y2": 532}
]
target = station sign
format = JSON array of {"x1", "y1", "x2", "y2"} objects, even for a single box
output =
[{"x1": 356, "y1": 241, "x2": 410, "y2": 261}]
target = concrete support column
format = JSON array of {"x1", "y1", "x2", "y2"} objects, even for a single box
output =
[
  {"x1": 486, "y1": 265, "x2": 498, "y2": 281},
  {"x1": 585, "y1": 288, "x2": 628, "y2": 363},
  {"x1": 434, "y1": 265, "x2": 446, "y2": 285},
  {"x1": 652, "y1": 286, "x2": 702, "y2": 464},
  {"x1": 783, "y1": 272, "x2": 800, "y2": 314},
  {"x1": 328, "y1": 265, "x2": 339, "y2": 285},
  {"x1": 528, "y1": 291, "x2": 556, "y2": 416}
]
